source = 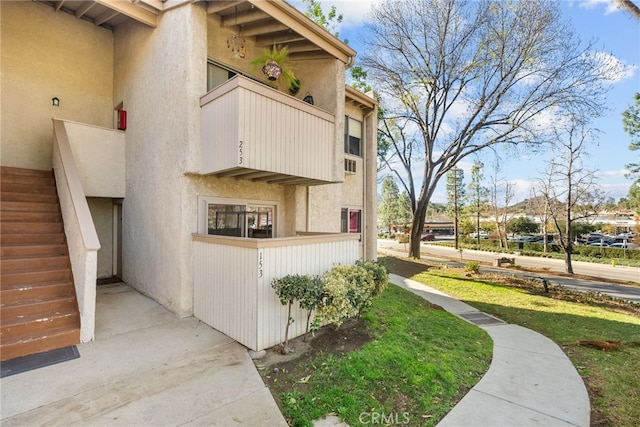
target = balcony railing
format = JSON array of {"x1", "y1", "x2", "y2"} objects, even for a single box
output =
[
  {"x1": 192, "y1": 232, "x2": 361, "y2": 351},
  {"x1": 200, "y1": 75, "x2": 337, "y2": 185}
]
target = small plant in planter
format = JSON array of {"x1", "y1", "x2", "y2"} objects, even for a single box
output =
[{"x1": 251, "y1": 44, "x2": 298, "y2": 91}]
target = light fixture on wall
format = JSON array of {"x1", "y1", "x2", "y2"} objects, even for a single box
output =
[{"x1": 52, "y1": 97, "x2": 60, "y2": 107}]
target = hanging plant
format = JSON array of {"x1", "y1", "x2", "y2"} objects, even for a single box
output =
[
  {"x1": 251, "y1": 45, "x2": 298, "y2": 90},
  {"x1": 289, "y1": 78, "x2": 301, "y2": 95}
]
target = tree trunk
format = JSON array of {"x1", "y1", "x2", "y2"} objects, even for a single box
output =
[
  {"x1": 564, "y1": 247, "x2": 574, "y2": 274},
  {"x1": 409, "y1": 200, "x2": 429, "y2": 258}
]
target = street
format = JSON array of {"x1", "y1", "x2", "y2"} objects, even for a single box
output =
[{"x1": 377, "y1": 239, "x2": 640, "y2": 303}]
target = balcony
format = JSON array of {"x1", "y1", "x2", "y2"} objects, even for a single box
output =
[
  {"x1": 192, "y1": 232, "x2": 361, "y2": 351},
  {"x1": 200, "y1": 75, "x2": 337, "y2": 185}
]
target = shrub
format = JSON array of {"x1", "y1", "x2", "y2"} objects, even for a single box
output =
[
  {"x1": 464, "y1": 261, "x2": 481, "y2": 274},
  {"x1": 272, "y1": 274, "x2": 312, "y2": 352},
  {"x1": 356, "y1": 259, "x2": 389, "y2": 298},
  {"x1": 316, "y1": 267, "x2": 360, "y2": 327}
]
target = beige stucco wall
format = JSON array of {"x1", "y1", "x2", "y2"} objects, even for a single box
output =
[
  {"x1": 65, "y1": 121, "x2": 126, "y2": 198},
  {"x1": 87, "y1": 198, "x2": 114, "y2": 279},
  {"x1": 114, "y1": 3, "x2": 207, "y2": 315},
  {"x1": 0, "y1": 1, "x2": 114, "y2": 170}
]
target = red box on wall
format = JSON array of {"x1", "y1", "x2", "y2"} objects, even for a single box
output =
[{"x1": 117, "y1": 110, "x2": 127, "y2": 131}]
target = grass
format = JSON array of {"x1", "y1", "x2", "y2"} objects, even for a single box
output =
[
  {"x1": 383, "y1": 256, "x2": 640, "y2": 426},
  {"x1": 269, "y1": 285, "x2": 492, "y2": 427}
]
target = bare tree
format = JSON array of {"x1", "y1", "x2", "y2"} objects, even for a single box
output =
[
  {"x1": 364, "y1": 0, "x2": 611, "y2": 258},
  {"x1": 535, "y1": 120, "x2": 604, "y2": 274},
  {"x1": 488, "y1": 159, "x2": 515, "y2": 249},
  {"x1": 530, "y1": 180, "x2": 553, "y2": 254}
]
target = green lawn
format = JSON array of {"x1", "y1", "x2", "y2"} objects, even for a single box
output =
[
  {"x1": 274, "y1": 285, "x2": 492, "y2": 427},
  {"x1": 398, "y1": 259, "x2": 640, "y2": 426}
]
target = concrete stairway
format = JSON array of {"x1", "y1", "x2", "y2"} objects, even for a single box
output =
[{"x1": 1, "y1": 166, "x2": 80, "y2": 361}]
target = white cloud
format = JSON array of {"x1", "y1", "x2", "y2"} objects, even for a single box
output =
[
  {"x1": 595, "y1": 168, "x2": 630, "y2": 179},
  {"x1": 589, "y1": 51, "x2": 638, "y2": 83},
  {"x1": 572, "y1": 0, "x2": 621, "y2": 15},
  {"x1": 291, "y1": 0, "x2": 381, "y2": 30}
]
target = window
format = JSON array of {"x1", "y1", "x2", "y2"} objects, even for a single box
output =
[
  {"x1": 207, "y1": 61, "x2": 237, "y2": 91},
  {"x1": 201, "y1": 198, "x2": 275, "y2": 238},
  {"x1": 341, "y1": 208, "x2": 361, "y2": 233},
  {"x1": 344, "y1": 117, "x2": 362, "y2": 156}
]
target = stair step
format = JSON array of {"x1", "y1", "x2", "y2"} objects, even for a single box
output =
[
  {"x1": 1, "y1": 166, "x2": 53, "y2": 178},
  {"x1": 1, "y1": 244, "x2": 68, "y2": 258},
  {"x1": 1, "y1": 280, "x2": 75, "y2": 304},
  {"x1": 1, "y1": 211, "x2": 62, "y2": 223},
  {"x1": 1, "y1": 311, "x2": 79, "y2": 343},
  {"x1": 0, "y1": 174, "x2": 55, "y2": 187},
  {"x1": 1, "y1": 191, "x2": 59, "y2": 204},
  {"x1": 0, "y1": 327, "x2": 80, "y2": 361},
  {"x1": 0, "y1": 182, "x2": 57, "y2": 195},
  {"x1": 0, "y1": 222, "x2": 63, "y2": 234},
  {"x1": 1, "y1": 255, "x2": 69, "y2": 274},
  {"x1": 1, "y1": 295, "x2": 77, "y2": 321},
  {"x1": 0, "y1": 200, "x2": 60, "y2": 213},
  {"x1": 1, "y1": 269, "x2": 71, "y2": 287},
  {"x1": 1, "y1": 233, "x2": 66, "y2": 246}
]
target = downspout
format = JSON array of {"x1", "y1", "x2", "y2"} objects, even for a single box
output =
[{"x1": 362, "y1": 108, "x2": 375, "y2": 260}]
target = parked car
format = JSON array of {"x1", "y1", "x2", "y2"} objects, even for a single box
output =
[
  {"x1": 609, "y1": 242, "x2": 638, "y2": 249},
  {"x1": 421, "y1": 233, "x2": 435, "y2": 241},
  {"x1": 588, "y1": 242, "x2": 609, "y2": 247},
  {"x1": 470, "y1": 231, "x2": 489, "y2": 239}
]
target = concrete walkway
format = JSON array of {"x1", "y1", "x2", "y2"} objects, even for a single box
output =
[
  {"x1": 390, "y1": 274, "x2": 590, "y2": 426},
  {"x1": 1, "y1": 283, "x2": 287, "y2": 426}
]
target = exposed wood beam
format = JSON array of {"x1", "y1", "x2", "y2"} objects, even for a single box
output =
[
  {"x1": 207, "y1": 1, "x2": 243, "y2": 15},
  {"x1": 95, "y1": 0, "x2": 158, "y2": 27},
  {"x1": 289, "y1": 51, "x2": 335, "y2": 61},
  {"x1": 242, "y1": 21, "x2": 289, "y2": 37},
  {"x1": 54, "y1": 1, "x2": 67, "y2": 12},
  {"x1": 255, "y1": 32, "x2": 306, "y2": 47},
  {"x1": 247, "y1": 0, "x2": 355, "y2": 65},
  {"x1": 285, "y1": 41, "x2": 322, "y2": 54},
  {"x1": 94, "y1": 9, "x2": 119, "y2": 26},
  {"x1": 216, "y1": 168, "x2": 256, "y2": 178},
  {"x1": 221, "y1": 10, "x2": 269, "y2": 27},
  {"x1": 75, "y1": 2, "x2": 96, "y2": 19},
  {"x1": 263, "y1": 176, "x2": 318, "y2": 185}
]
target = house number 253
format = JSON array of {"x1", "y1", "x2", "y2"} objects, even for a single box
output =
[{"x1": 258, "y1": 251, "x2": 264, "y2": 278}]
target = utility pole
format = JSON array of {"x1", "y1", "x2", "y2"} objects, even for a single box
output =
[{"x1": 454, "y1": 167, "x2": 459, "y2": 250}]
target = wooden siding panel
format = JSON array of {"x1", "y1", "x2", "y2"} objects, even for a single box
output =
[
  {"x1": 200, "y1": 76, "x2": 335, "y2": 181},
  {"x1": 193, "y1": 236, "x2": 360, "y2": 351}
]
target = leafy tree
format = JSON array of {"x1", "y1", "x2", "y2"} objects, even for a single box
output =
[
  {"x1": 398, "y1": 191, "x2": 413, "y2": 230},
  {"x1": 301, "y1": 0, "x2": 343, "y2": 40},
  {"x1": 627, "y1": 181, "x2": 640, "y2": 215},
  {"x1": 466, "y1": 160, "x2": 489, "y2": 245},
  {"x1": 446, "y1": 167, "x2": 465, "y2": 249},
  {"x1": 378, "y1": 176, "x2": 402, "y2": 232},
  {"x1": 506, "y1": 217, "x2": 539, "y2": 235},
  {"x1": 622, "y1": 92, "x2": 640, "y2": 180},
  {"x1": 459, "y1": 217, "x2": 475, "y2": 236},
  {"x1": 364, "y1": 0, "x2": 610, "y2": 258}
]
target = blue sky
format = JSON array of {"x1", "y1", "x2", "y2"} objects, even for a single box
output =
[{"x1": 292, "y1": 0, "x2": 640, "y2": 204}]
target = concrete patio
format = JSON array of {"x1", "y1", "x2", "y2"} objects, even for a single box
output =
[{"x1": 1, "y1": 283, "x2": 287, "y2": 426}]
